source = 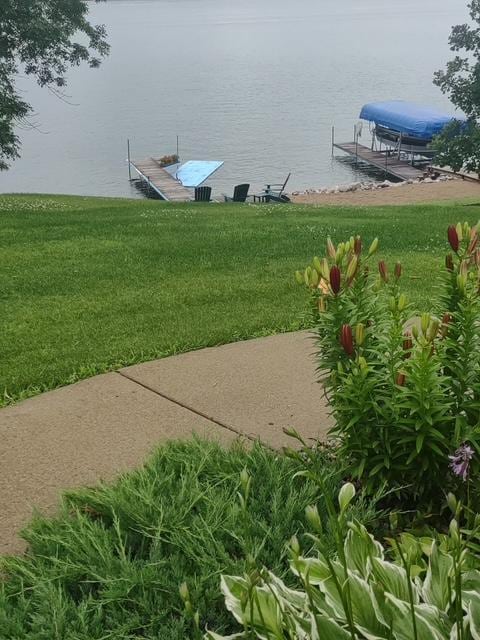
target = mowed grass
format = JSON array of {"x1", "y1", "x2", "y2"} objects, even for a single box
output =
[
  {"x1": 1, "y1": 194, "x2": 479, "y2": 404},
  {"x1": 0, "y1": 439, "x2": 380, "y2": 640}
]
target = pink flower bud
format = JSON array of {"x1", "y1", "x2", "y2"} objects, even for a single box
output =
[
  {"x1": 448, "y1": 225, "x2": 459, "y2": 253},
  {"x1": 340, "y1": 324, "x2": 354, "y2": 357},
  {"x1": 330, "y1": 265, "x2": 341, "y2": 295}
]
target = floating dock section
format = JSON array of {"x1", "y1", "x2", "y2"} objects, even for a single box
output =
[
  {"x1": 129, "y1": 158, "x2": 192, "y2": 202},
  {"x1": 333, "y1": 141, "x2": 426, "y2": 181}
]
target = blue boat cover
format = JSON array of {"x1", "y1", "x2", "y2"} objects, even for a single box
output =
[
  {"x1": 175, "y1": 160, "x2": 224, "y2": 187},
  {"x1": 359, "y1": 101, "x2": 464, "y2": 140}
]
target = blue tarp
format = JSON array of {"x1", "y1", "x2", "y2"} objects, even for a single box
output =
[{"x1": 359, "y1": 101, "x2": 465, "y2": 140}]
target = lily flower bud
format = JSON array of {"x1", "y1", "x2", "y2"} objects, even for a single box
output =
[
  {"x1": 441, "y1": 312, "x2": 452, "y2": 337},
  {"x1": 340, "y1": 324, "x2": 354, "y2": 357},
  {"x1": 378, "y1": 260, "x2": 388, "y2": 282},
  {"x1": 295, "y1": 270, "x2": 304, "y2": 285},
  {"x1": 355, "y1": 322, "x2": 365, "y2": 346},
  {"x1": 463, "y1": 222, "x2": 470, "y2": 239},
  {"x1": 304, "y1": 267, "x2": 312, "y2": 286},
  {"x1": 354, "y1": 235, "x2": 362, "y2": 255},
  {"x1": 394, "y1": 262, "x2": 402, "y2": 280},
  {"x1": 396, "y1": 372, "x2": 406, "y2": 386},
  {"x1": 445, "y1": 254, "x2": 454, "y2": 272},
  {"x1": 448, "y1": 225, "x2": 459, "y2": 253},
  {"x1": 456, "y1": 222, "x2": 463, "y2": 242},
  {"x1": 358, "y1": 356, "x2": 368, "y2": 372},
  {"x1": 330, "y1": 265, "x2": 341, "y2": 294},
  {"x1": 421, "y1": 313, "x2": 431, "y2": 336},
  {"x1": 368, "y1": 237, "x2": 379, "y2": 257},
  {"x1": 427, "y1": 318, "x2": 440, "y2": 342},
  {"x1": 320, "y1": 257, "x2": 330, "y2": 281},
  {"x1": 346, "y1": 255, "x2": 358, "y2": 282},
  {"x1": 335, "y1": 243, "x2": 345, "y2": 264},
  {"x1": 457, "y1": 274, "x2": 467, "y2": 295},
  {"x1": 388, "y1": 296, "x2": 397, "y2": 313},
  {"x1": 398, "y1": 293, "x2": 407, "y2": 311},
  {"x1": 327, "y1": 237, "x2": 336, "y2": 259},
  {"x1": 468, "y1": 234, "x2": 479, "y2": 255},
  {"x1": 310, "y1": 269, "x2": 319, "y2": 288},
  {"x1": 313, "y1": 256, "x2": 322, "y2": 273}
]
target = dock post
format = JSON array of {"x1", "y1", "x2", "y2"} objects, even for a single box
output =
[
  {"x1": 331, "y1": 126, "x2": 335, "y2": 157},
  {"x1": 354, "y1": 124, "x2": 358, "y2": 166},
  {"x1": 127, "y1": 139, "x2": 132, "y2": 181}
]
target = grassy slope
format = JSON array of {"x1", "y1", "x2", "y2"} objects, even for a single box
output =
[
  {"x1": 0, "y1": 439, "x2": 379, "y2": 640},
  {"x1": 2, "y1": 194, "x2": 478, "y2": 403}
]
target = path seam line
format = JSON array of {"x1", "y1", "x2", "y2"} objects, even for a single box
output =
[{"x1": 116, "y1": 370, "x2": 265, "y2": 446}]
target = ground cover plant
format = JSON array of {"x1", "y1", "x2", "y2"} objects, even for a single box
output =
[
  {"x1": 207, "y1": 484, "x2": 480, "y2": 640},
  {"x1": 0, "y1": 439, "x2": 380, "y2": 640},
  {"x1": 2, "y1": 194, "x2": 479, "y2": 405},
  {"x1": 295, "y1": 222, "x2": 480, "y2": 512}
]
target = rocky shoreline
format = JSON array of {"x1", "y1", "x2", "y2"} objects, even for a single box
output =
[{"x1": 291, "y1": 174, "x2": 458, "y2": 198}]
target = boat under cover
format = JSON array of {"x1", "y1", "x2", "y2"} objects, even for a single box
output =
[{"x1": 360, "y1": 101, "x2": 465, "y2": 141}]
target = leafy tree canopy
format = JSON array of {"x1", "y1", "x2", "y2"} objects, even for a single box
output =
[
  {"x1": 433, "y1": 0, "x2": 480, "y2": 174},
  {"x1": 0, "y1": 0, "x2": 109, "y2": 170}
]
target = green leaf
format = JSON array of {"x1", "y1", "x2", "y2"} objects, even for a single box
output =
[
  {"x1": 421, "y1": 542, "x2": 453, "y2": 610},
  {"x1": 313, "y1": 614, "x2": 352, "y2": 640},
  {"x1": 370, "y1": 557, "x2": 418, "y2": 604}
]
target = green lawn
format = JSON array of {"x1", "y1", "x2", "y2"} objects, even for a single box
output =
[
  {"x1": 0, "y1": 439, "x2": 379, "y2": 639},
  {"x1": 1, "y1": 194, "x2": 478, "y2": 404}
]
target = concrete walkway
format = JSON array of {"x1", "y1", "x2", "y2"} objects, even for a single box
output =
[{"x1": 0, "y1": 331, "x2": 332, "y2": 555}]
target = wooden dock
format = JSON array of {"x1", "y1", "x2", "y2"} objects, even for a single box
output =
[
  {"x1": 333, "y1": 142, "x2": 426, "y2": 181},
  {"x1": 129, "y1": 158, "x2": 192, "y2": 202}
]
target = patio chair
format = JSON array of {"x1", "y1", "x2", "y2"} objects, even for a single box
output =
[
  {"x1": 194, "y1": 186, "x2": 212, "y2": 202},
  {"x1": 223, "y1": 183, "x2": 250, "y2": 202},
  {"x1": 253, "y1": 173, "x2": 291, "y2": 203}
]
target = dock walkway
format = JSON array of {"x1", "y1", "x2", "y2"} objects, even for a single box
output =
[
  {"x1": 129, "y1": 158, "x2": 192, "y2": 202},
  {"x1": 333, "y1": 141, "x2": 426, "y2": 181}
]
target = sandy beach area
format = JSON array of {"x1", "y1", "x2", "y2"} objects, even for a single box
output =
[{"x1": 290, "y1": 179, "x2": 480, "y2": 206}]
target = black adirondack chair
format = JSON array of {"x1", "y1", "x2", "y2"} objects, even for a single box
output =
[
  {"x1": 223, "y1": 183, "x2": 250, "y2": 202},
  {"x1": 194, "y1": 186, "x2": 212, "y2": 202},
  {"x1": 253, "y1": 173, "x2": 291, "y2": 203}
]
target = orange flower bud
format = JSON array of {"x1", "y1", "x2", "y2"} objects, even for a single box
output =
[
  {"x1": 354, "y1": 235, "x2": 362, "y2": 255},
  {"x1": 448, "y1": 225, "x2": 459, "y2": 253},
  {"x1": 330, "y1": 265, "x2": 341, "y2": 295},
  {"x1": 378, "y1": 260, "x2": 388, "y2": 282},
  {"x1": 327, "y1": 237, "x2": 336, "y2": 259},
  {"x1": 340, "y1": 324, "x2": 354, "y2": 357},
  {"x1": 396, "y1": 372, "x2": 406, "y2": 386}
]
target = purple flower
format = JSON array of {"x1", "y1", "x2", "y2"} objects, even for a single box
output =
[{"x1": 449, "y1": 444, "x2": 474, "y2": 481}]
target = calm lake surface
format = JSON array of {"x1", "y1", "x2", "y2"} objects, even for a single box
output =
[{"x1": 0, "y1": 0, "x2": 469, "y2": 198}]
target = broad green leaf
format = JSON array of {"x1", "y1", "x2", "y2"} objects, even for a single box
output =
[
  {"x1": 345, "y1": 521, "x2": 384, "y2": 578},
  {"x1": 422, "y1": 541, "x2": 453, "y2": 610},
  {"x1": 221, "y1": 575, "x2": 249, "y2": 625},
  {"x1": 313, "y1": 614, "x2": 352, "y2": 640},
  {"x1": 385, "y1": 594, "x2": 451, "y2": 640},
  {"x1": 204, "y1": 632, "x2": 244, "y2": 640},
  {"x1": 370, "y1": 556, "x2": 418, "y2": 604},
  {"x1": 348, "y1": 571, "x2": 390, "y2": 639},
  {"x1": 467, "y1": 590, "x2": 480, "y2": 640}
]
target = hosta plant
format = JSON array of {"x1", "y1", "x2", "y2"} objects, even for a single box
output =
[
  {"x1": 205, "y1": 484, "x2": 480, "y2": 640},
  {"x1": 294, "y1": 223, "x2": 480, "y2": 507}
]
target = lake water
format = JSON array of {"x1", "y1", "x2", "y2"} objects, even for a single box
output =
[{"x1": 0, "y1": 0, "x2": 469, "y2": 198}]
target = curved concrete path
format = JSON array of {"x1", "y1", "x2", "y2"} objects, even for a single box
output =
[{"x1": 0, "y1": 331, "x2": 332, "y2": 555}]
